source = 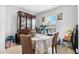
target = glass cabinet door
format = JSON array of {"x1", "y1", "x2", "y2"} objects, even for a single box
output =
[
  {"x1": 21, "y1": 17, "x2": 26, "y2": 29},
  {"x1": 32, "y1": 18, "x2": 35, "y2": 29},
  {"x1": 27, "y1": 18, "x2": 31, "y2": 28},
  {"x1": 17, "y1": 16, "x2": 26, "y2": 30}
]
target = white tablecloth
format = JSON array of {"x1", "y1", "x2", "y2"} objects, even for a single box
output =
[{"x1": 31, "y1": 34, "x2": 53, "y2": 54}]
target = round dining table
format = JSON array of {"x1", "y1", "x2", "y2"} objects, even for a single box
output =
[{"x1": 31, "y1": 34, "x2": 53, "y2": 54}]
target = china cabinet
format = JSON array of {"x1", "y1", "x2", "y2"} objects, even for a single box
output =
[{"x1": 16, "y1": 11, "x2": 36, "y2": 44}]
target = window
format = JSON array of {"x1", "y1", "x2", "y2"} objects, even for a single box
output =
[{"x1": 47, "y1": 16, "x2": 57, "y2": 25}]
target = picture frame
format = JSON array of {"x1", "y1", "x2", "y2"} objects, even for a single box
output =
[{"x1": 57, "y1": 13, "x2": 63, "y2": 20}]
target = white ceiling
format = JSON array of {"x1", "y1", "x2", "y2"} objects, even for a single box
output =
[{"x1": 15, "y1": 5, "x2": 61, "y2": 14}]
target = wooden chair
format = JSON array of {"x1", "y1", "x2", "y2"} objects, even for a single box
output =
[
  {"x1": 52, "y1": 32, "x2": 59, "y2": 54},
  {"x1": 20, "y1": 34, "x2": 35, "y2": 54}
]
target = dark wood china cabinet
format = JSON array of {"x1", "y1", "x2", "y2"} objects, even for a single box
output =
[{"x1": 16, "y1": 11, "x2": 36, "y2": 44}]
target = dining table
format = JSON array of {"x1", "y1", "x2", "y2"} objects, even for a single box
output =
[{"x1": 31, "y1": 33, "x2": 53, "y2": 54}]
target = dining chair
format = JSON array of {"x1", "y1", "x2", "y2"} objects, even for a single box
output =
[
  {"x1": 52, "y1": 32, "x2": 59, "y2": 54},
  {"x1": 20, "y1": 34, "x2": 35, "y2": 54}
]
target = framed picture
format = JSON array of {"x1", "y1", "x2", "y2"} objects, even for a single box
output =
[
  {"x1": 57, "y1": 13, "x2": 63, "y2": 20},
  {"x1": 42, "y1": 17, "x2": 45, "y2": 22}
]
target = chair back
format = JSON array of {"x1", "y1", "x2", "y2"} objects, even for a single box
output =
[
  {"x1": 52, "y1": 32, "x2": 59, "y2": 46},
  {"x1": 20, "y1": 34, "x2": 33, "y2": 54}
]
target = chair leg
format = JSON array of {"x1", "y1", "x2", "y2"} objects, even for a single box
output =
[
  {"x1": 55, "y1": 45, "x2": 57, "y2": 53},
  {"x1": 33, "y1": 49, "x2": 35, "y2": 54},
  {"x1": 52, "y1": 47, "x2": 54, "y2": 54},
  {"x1": 22, "y1": 52, "x2": 24, "y2": 54},
  {"x1": 52, "y1": 46, "x2": 54, "y2": 54},
  {"x1": 52, "y1": 45, "x2": 57, "y2": 54}
]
